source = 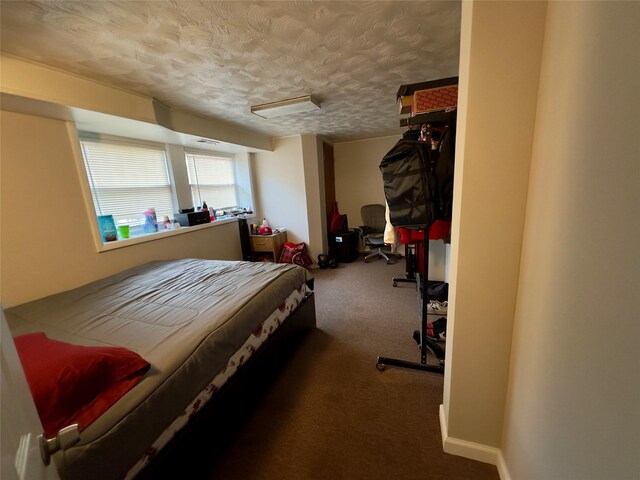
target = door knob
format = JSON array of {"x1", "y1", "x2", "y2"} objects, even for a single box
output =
[{"x1": 38, "y1": 424, "x2": 80, "y2": 466}]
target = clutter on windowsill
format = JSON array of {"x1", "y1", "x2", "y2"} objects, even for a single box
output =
[
  {"x1": 215, "y1": 207, "x2": 254, "y2": 220},
  {"x1": 96, "y1": 203, "x2": 255, "y2": 251},
  {"x1": 97, "y1": 216, "x2": 240, "y2": 252}
]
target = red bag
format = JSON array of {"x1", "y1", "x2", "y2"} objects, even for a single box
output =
[
  {"x1": 279, "y1": 242, "x2": 313, "y2": 267},
  {"x1": 329, "y1": 202, "x2": 347, "y2": 233},
  {"x1": 398, "y1": 221, "x2": 451, "y2": 244}
]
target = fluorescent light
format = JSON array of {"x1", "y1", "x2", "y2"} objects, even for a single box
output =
[
  {"x1": 196, "y1": 138, "x2": 220, "y2": 145},
  {"x1": 250, "y1": 95, "x2": 320, "y2": 119}
]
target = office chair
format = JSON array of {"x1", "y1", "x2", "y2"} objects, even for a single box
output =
[{"x1": 360, "y1": 204, "x2": 398, "y2": 263}]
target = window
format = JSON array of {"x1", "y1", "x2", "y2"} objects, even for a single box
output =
[
  {"x1": 79, "y1": 137, "x2": 175, "y2": 235},
  {"x1": 76, "y1": 133, "x2": 252, "y2": 251},
  {"x1": 185, "y1": 152, "x2": 237, "y2": 210}
]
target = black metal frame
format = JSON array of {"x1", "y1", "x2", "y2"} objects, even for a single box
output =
[
  {"x1": 392, "y1": 243, "x2": 417, "y2": 286},
  {"x1": 378, "y1": 105, "x2": 455, "y2": 374},
  {"x1": 377, "y1": 225, "x2": 445, "y2": 374}
]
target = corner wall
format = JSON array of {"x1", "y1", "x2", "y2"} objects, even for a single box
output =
[
  {"x1": 442, "y1": 0, "x2": 547, "y2": 454},
  {"x1": 501, "y1": 2, "x2": 640, "y2": 478},
  {"x1": 301, "y1": 134, "x2": 327, "y2": 261},
  {"x1": 251, "y1": 136, "x2": 310, "y2": 251}
]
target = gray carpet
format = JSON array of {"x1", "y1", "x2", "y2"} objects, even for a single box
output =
[{"x1": 202, "y1": 257, "x2": 500, "y2": 480}]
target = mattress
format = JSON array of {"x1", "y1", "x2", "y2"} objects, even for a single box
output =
[{"x1": 5, "y1": 259, "x2": 311, "y2": 479}]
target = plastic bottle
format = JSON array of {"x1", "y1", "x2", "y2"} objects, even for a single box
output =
[{"x1": 143, "y1": 208, "x2": 158, "y2": 233}]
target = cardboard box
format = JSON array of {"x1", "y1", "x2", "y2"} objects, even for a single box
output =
[
  {"x1": 396, "y1": 76, "x2": 459, "y2": 117},
  {"x1": 413, "y1": 85, "x2": 458, "y2": 114}
]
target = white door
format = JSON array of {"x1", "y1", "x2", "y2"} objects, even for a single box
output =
[{"x1": 1, "y1": 310, "x2": 59, "y2": 480}]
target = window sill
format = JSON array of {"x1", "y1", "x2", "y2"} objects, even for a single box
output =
[{"x1": 97, "y1": 215, "x2": 256, "y2": 252}]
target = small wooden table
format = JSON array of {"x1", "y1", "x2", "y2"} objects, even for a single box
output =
[{"x1": 250, "y1": 231, "x2": 287, "y2": 262}]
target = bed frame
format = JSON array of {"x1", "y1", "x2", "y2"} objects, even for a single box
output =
[{"x1": 136, "y1": 291, "x2": 316, "y2": 478}]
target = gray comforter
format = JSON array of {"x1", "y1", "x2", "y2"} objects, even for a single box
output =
[{"x1": 5, "y1": 259, "x2": 309, "y2": 479}]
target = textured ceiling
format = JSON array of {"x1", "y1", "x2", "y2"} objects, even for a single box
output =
[{"x1": 0, "y1": 1, "x2": 461, "y2": 143}]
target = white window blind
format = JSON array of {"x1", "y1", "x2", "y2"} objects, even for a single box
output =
[
  {"x1": 185, "y1": 153, "x2": 237, "y2": 209},
  {"x1": 80, "y1": 139, "x2": 174, "y2": 225}
]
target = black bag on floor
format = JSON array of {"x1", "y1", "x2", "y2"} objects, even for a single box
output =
[{"x1": 427, "y1": 282, "x2": 449, "y2": 302}]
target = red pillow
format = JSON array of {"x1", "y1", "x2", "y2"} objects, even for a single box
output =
[{"x1": 14, "y1": 332, "x2": 150, "y2": 437}]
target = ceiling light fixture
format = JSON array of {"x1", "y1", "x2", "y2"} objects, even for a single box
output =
[
  {"x1": 196, "y1": 138, "x2": 220, "y2": 145},
  {"x1": 250, "y1": 95, "x2": 321, "y2": 119}
]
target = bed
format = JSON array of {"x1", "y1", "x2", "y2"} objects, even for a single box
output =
[{"x1": 4, "y1": 258, "x2": 316, "y2": 480}]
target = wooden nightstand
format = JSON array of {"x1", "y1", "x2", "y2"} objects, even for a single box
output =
[{"x1": 250, "y1": 231, "x2": 287, "y2": 262}]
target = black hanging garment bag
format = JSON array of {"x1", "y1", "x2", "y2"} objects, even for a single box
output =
[
  {"x1": 380, "y1": 128, "x2": 438, "y2": 229},
  {"x1": 380, "y1": 118, "x2": 456, "y2": 229},
  {"x1": 434, "y1": 123, "x2": 456, "y2": 222}
]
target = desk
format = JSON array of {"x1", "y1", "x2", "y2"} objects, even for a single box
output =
[{"x1": 250, "y1": 231, "x2": 287, "y2": 262}]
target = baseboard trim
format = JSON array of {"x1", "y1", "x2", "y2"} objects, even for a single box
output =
[
  {"x1": 439, "y1": 404, "x2": 512, "y2": 480},
  {"x1": 496, "y1": 451, "x2": 512, "y2": 480}
]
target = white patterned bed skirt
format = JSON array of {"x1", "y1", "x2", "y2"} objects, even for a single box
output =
[{"x1": 125, "y1": 284, "x2": 309, "y2": 479}]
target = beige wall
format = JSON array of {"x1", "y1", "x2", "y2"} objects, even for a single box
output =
[
  {"x1": 444, "y1": 2, "x2": 640, "y2": 478},
  {"x1": 443, "y1": 0, "x2": 546, "y2": 451},
  {"x1": 501, "y1": 2, "x2": 640, "y2": 479},
  {"x1": 251, "y1": 136, "x2": 310, "y2": 251},
  {"x1": 301, "y1": 134, "x2": 327, "y2": 261},
  {"x1": 333, "y1": 136, "x2": 398, "y2": 229},
  {"x1": 0, "y1": 110, "x2": 241, "y2": 307}
]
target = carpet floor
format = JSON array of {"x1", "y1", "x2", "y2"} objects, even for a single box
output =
[{"x1": 155, "y1": 257, "x2": 500, "y2": 480}]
